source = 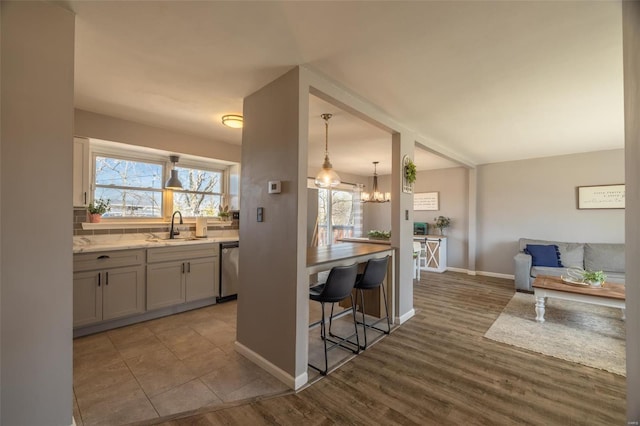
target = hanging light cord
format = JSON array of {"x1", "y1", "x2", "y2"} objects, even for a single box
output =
[{"x1": 321, "y1": 113, "x2": 333, "y2": 167}]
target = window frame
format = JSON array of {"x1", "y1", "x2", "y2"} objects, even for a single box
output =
[
  {"x1": 92, "y1": 151, "x2": 166, "y2": 221},
  {"x1": 169, "y1": 161, "x2": 226, "y2": 218},
  {"x1": 90, "y1": 142, "x2": 231, "y2": 222}
]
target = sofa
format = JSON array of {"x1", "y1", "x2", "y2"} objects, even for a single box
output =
[{"x1": 514, "y1": 238, "x2": 625, "y2": 292}]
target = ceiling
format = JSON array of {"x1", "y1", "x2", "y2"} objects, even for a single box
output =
[{"x1": 66, "y1": 1, "x2": 624, "y2": 176}]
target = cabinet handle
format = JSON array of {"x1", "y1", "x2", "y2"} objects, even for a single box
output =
[
  {"x1": 98, "y1": 273, "x2": 101, "y2": 287},
  {"x1": 84, "y1": 192, "x2": 87, "y2": 205},
  {"x1": 106, "y1": 271, "x2": 109, "y2": 285},
  {"x1": 182, "y1": 263, "x2": 185, "y2": 274},
  {"x1": 187, "y1": 262, "x2": 191, "y2": 273},
  {"x1": 97, "y1": 255, "x2": 110, "y2": 260}
]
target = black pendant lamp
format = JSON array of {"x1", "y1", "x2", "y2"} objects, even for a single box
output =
[{"x1": 165, "y1": 155, "x2": 183, "y2": 190}]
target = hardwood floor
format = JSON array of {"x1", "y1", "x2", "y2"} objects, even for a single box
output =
[{"x1": 145, "y1": 271, "x2": 626, "y2": 425}]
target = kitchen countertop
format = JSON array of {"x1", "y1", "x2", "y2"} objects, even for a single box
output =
[{"x1": 73, "y1": 232, "x2": 239, "y2": 254}]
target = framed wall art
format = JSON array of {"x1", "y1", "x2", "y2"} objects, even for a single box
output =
[
  {"x1": 414, "y1": 192, "x2": 439, "y2": 211},
  {"x1": 577, "y1": 184, "x2": 625, "y2": 209}
]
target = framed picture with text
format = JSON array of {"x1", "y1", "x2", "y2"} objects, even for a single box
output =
[
  {"x1": 414, "y1": 192, "x2": 439, "y2": 211},
  {"x1": 577, "y1": 184, "x2": 625, "y2": 209}
]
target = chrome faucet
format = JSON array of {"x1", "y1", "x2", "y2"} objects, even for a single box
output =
[{"x1": 169, "y1": 211, "x2": 183, "y2": 239}]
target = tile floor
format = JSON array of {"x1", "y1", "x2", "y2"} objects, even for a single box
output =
[{"x1": 73, "y1": 299, "x2": 388, "y2": 425}]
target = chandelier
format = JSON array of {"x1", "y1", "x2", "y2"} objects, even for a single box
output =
[{"x1": 361, "y1": 161, "x2": 390, "y2": 203}]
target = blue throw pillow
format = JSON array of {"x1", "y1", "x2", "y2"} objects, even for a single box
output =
[{"x1": 525, "y1": 244, "x2": 563, "y2": 267}]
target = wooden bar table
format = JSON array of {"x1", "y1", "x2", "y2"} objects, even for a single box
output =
[{"x1": 307, "y1": 243, "x2": 396, "y2": 319}]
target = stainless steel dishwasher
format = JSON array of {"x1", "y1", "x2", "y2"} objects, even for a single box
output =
[{"x1": 218, "y1": 241, "x2": 239, "y2": 302}]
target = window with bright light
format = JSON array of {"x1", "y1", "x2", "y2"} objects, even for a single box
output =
[
  {"x1": 172, "y1": 166, "x2": 224, "y2": 217},
  {"x1": 317, "y1": 188, "x2": 361, "y2": 246},
  {"x1": 94, "y1": 156, "x2": 164, "y2": 217}
]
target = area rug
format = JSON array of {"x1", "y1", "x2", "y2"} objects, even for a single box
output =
[{"x1": 484, "y1": 292, "x2": 626, "y2": 376}]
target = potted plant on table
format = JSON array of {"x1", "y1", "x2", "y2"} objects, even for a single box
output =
[
  {"x1": 88, "y1": 198, "x2": 110, "y2": 223},
  {"x1": 582, "y1": 270, "x2": 607, "y2": 287},
  {"x1": 434, "y1": 216, "x2": 451, "y2": 236}
]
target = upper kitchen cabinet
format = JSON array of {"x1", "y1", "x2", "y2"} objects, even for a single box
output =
[{"x1": 73, "y1": 137, "x2": 90, "y2": 207}]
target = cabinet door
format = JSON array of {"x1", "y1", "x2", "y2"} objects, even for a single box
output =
[
  {"x1": 73, "y1": 137, "x2": 90, "y2": 207},
  {"x1": 73, "y1": 271, "x2": 102, "y2": 327},
  {"x1": 102, "y1": 265, "x2": 146, "y2": 321},
  {"x1": 147, "y1": 261, "x2": 185, "y2": 310},
  {"x1": 186, "y1": 256, "x2": 217, "y2": 302}
]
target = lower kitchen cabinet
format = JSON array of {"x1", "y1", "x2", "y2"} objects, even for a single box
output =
[
  {"x1": 73, "y1": 249, "x2": 146, "y2": 328},
  {"x1": 73, "y1": 265, "x2": 145, "y2": 327},
  {"x1": 186, "y1": 257, "x2": 217, "y2": 302},
  {"x1": 146, "y1": 244, "x2": 219, "y2": 311}
]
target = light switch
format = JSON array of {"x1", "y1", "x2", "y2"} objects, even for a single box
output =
[{"x1": 257, "y1": 207, "x2": 264, "y2": 222}]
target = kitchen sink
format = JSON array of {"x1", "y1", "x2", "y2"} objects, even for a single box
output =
[{"x1": 146, "y1": 237, "x2": 199, "y2": 243}]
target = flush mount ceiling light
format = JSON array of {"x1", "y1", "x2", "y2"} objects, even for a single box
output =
[
  {"x1": 314, "y1": 113, "x2": 341, "y2": 188},
  {"x1": 221, "y1": 114, "x2": 243, "y2": 129},
  {"x1": 361, "y1": 161, "x2": 390, "y2": 203},
  {"x1": 165, "y1": 155, "x2": 183, "y2": 190}
]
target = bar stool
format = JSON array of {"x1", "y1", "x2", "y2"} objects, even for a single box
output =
[
  {"x1": 308, "y1": 263, "x2": 360, "y2": 375},
  {"x1": 353, "y1": 255, "x2": 391, "y2": 350}
]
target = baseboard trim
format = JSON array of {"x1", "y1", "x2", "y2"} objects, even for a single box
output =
[
  {"x1": 477, "y1": 271, "x2": 515, "y2": 280},
  {"x1": 443, "y1": 267, "x2": 514, "y2": 280},
  {"x1": 397, "y1": 308, "x2": 415, "y2": 324},
  {"x1": 234, "y1": 341, "x2": 307, "y2": 390}
]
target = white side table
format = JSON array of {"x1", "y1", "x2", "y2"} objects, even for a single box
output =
[{"x1": 424, "y1": 236, "x2": 447, "y2": 273}]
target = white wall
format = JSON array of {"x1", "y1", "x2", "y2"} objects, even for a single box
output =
[
  {"x1": 75, "y1": 109, "x2": 241, "y2": 163},
  {"x1": 476, "y1": 149, "x2": 625, "y2": 275},
  {"x1": 623, "y1": 1, "x2": 640, "y2": 421},
  {"x1": 413, "y1": 167, "x2": 469, "y2": 269},
  {"x1": 237, "y1": 67, "x2": 308, "y2": 385},
  {"x1": 1, "y1": 2, "x2": 74, "y2": 424},
  {"x1": 366, "y1": 167, "x2": 470, "y2": 270}
]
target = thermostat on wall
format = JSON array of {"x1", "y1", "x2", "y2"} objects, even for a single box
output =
[{"x1": 268, "y1": 181, "x2": 281, "y2": 194}]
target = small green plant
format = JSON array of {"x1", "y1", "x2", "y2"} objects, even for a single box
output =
[
  {"x1": 88, "y1": 198, "x2": 110, "y2": 215},
  {"x1": 405, "y1": 159, "x2": 417, "y2": 184},
  {"x1": 434, "y1": 216, "x2": 451, "y2": 234},
  {"x1": 583, "y1": 270, "x2": 607, "y2": 283},
  {"x1": 368, "y1": 230, "x2": 391, "y2": 240},
  {"x1": 218, "y1": 204, "x2": 230, "y2": 219}
]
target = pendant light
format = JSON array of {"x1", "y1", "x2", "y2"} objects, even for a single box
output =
[
  {"x1": 165, "y1": 155, "x2": 183, "y2": 189},
  {"x1": 314, "y1": 113, "x2": 341, "y2": 188},
  {"x1": 361, "y1": 161, "x2": 390, "y2": 203}
]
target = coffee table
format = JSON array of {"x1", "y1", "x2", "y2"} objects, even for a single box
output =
[{"x1": 532, "y1": 275, "x2": 626, "y2": 323}]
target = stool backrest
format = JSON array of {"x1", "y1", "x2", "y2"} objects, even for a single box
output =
[
  {"x1": 320, "y1": 263, "x2": 358, "y2": 303},
  {"x1": 356, "y1": 256, "x2": 389, "y2": 289}
]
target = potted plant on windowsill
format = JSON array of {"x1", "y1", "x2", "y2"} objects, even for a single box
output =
[
  {"x1": 88, "y1": 198, "x2": 110, "y2": 223},
  {"x1": 218, "y1": 205, "x2": 230, "y2": 221}
]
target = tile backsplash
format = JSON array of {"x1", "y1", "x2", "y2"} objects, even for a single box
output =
[{"x1": 73, "y1": 208, "x2": 239, "y2": 236}]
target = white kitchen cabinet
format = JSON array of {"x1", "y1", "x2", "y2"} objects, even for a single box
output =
[
  {"x1": 73, "y1": 137, "x2": 90, "y2": 207},
  {"x1": 146, "y1": 261, "x2": 185, "y2": 310},
  {"x1": 186, "y1": 257, "x2": 217, "y2": 302},
  {"x1": 147, "y1": 244, "x2": 218, "y2": 310},
  {"x1": 73, "y1": 249, "x2": 146, "y2": 327}
]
